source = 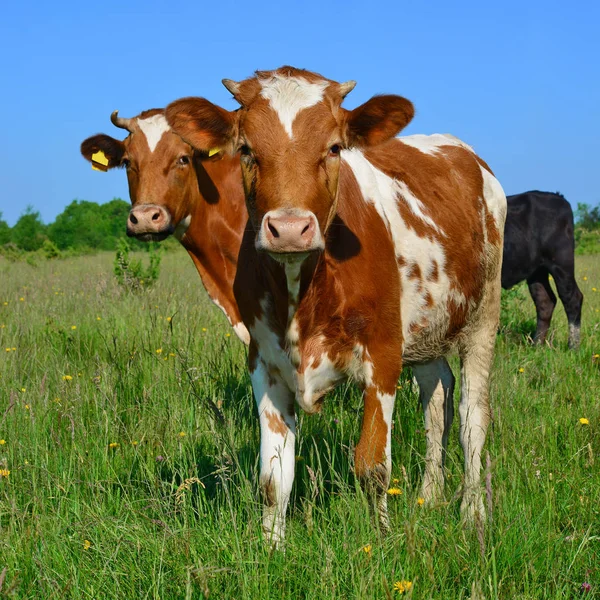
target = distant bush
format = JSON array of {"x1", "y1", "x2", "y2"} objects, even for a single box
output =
[
  {"x1": 0, "y1": 242, "x2": 25, "y2": 262},
  {"x1": 42, "y1": 239, "x2": 62, "y2": 259},
  {"x1": 113, "y1": 238, "x2": 162, "y2": 291},
  {"x1": 575, "y1": 228, "x2": 600, "y2": 255}
]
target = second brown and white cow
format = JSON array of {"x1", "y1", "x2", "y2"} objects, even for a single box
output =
[
  {"x1": 166, "y1": 67, "x2": 507, "y2": 544},
  {"x1": 81, "y1": 109, "x2": 249, "y2": 343}
]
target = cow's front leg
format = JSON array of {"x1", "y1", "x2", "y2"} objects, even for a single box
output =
[
  {"x1": 354, "y1": 384, "x2": 396, "y2": 531},
  {"x1": 251, "y1": 354, "x2": 296, "y2": 547}
]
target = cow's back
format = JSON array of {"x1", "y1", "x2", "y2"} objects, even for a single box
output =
[{"x1": 343, "y1": 135, "x2": 506, "y2": 363}]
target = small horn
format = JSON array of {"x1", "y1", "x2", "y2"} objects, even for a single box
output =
[
  {"x1": 110, "y1": 110, "x2": 135, "y2": 132},
  {"x1": 222, "y1": 79, "x2": 241, "y2": 97},
  {"x1": 339, "y1": 80, "x2": 357, "y2": 99}
]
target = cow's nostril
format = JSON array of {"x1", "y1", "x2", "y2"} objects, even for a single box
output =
[
  {"x1": 268, "y1": 222, "x2": 280, "y2": 238},
  {"x1": 129, "y1": 213, "x2": 138, "y2": 225},
  {"x1": 152, "y1": 212, "x2": 160, "y2": 221},
  {"x1": 301, "y1": 223, "x2": 310, "y2": 236}
]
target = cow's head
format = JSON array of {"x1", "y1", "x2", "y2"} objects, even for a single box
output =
[
  {"x1": 81, "y1": 109, "x2": 203, "y2": 241},
  {"x1": 165, "y1": 67, "x2": 413, "y2": 261}
]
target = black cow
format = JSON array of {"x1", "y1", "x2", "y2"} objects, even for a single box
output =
[{"x1": 502, "y1": 191, "x2": 583, "y2": 349}]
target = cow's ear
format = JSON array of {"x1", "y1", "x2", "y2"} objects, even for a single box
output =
[
  {"x1": 81, "y1": 134, "x2": 125, "y2": 169},
  {"x1": 344, "y1": 95, "x2": 414, "y2": 148},
  {"x1": 166, "y1": 97, "x2": 237, "y2": 155}
]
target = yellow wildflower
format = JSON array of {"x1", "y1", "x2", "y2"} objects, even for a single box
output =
[
  {"x1": 583, "y1": 276, "x2": 587, "y2": 281},
  {"x1": 417, "y1": 497, "x2": 425, "y2": 506},
  {"x1": 387, "y1": 488, "x2": 403, "y2": 496},
  {"x1": 362, "y1": 544, "x2": 372, "y2": 554},
  {"x1": 96, "y1": 317, "x2": 101, "y2": 321},
  {"x1": 579, "y1": 418, "x2": 589, "y2": 425},
  {"x1": 392, "y1": 478, "x2": 400, "y2": 484},
  {"x1": 394, "y1": 580, "x2": 412, "y2": 594},
  {"x1": 201, "y1": 327, "x2": 207, "y2": 332},
  {"x1": 19, "y1": 297, "x2": 24, "y2": 302},
  {"x1": 21, "y1": 388, "x2": 26, "y2": 393},
  {"x1": 11, "y1": 347, "x2": 15, "y2": 351},
  {"x1": 178, "y1": 431, "x2": 186, "y2": 438},
  {"x1": 108, "y1": 442, "x2": 119, "y2": 448},
  {"x1": 169, "y1": 353, "x2": 176, "y2": 357},
  {"x1": 3, "y1": 302, "x2": 7, "y2": 306},
  {"x1": 25, "y1": 404, "x2": 30, "y2": 410},
  {"x1": 0, "y1": 469, "x2": 10, "y2": 478},
  {"x1": 5, "y1": 348, "x2": 10, "y2": 352},
  {"x1": 593, "y1": 287, "x2": 597, "y2": 292},
  {"x1": 63, "y1": 375, "x2": 73, "y2": 381},
  {"x1": 83, "y1": 540, "x2": 91, "y2": 550},
  {"x1": 518, "y1": 367, "x2": 524, "y2": 373},
  {"x1": 225, "y1": 333, "x2": 231, "y2": 337},
  {"x1": 131, "y1": 441, "x2": 139, "y2": 446},
  {"x1": 156, "y1": 348, "x2": 162, "y2": 354},
  {"x1": 0, "y1": 439, "x2": 5, "y2": 445},
  {"x1": 166, "y1": 317, "x2": 172, "y2": 322},
  {"x1": 71, "y1": 325, "x2": 77, "y2": 330}
]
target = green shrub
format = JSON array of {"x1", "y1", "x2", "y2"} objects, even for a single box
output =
[{"x1": 113, "y1": 238, "x2": 162, "y2": 291}]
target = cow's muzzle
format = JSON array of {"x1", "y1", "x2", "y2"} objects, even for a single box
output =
[
  {"x1": 127, "y1": 204, "x2": 174, "y2": 241},
  {"x1": 257, "y1": 209, "x2": 323, "y2": 257}
]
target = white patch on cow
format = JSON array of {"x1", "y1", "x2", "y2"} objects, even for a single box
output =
[
  {"x1": 343, "y1": 148, "x2": 441, "y2": 233},
  {"x1": 377, "y1": 390, "x2": 396, "y2": 469},
  {"x1": 137, "y1": 114, "x2": 170, "y2": 153},
  {"x1": 399, "y1": 133, "x2": 474, "y2": 155},
  {"x1": 250, "y1": 298, "x2": 295, "y2": 390},
  {"x1": 259, "y1": 74, "x2": 328, "y2": 139},
  {"x1": 173, "y1": 214, "x2": 191, "y2": 240},
  {"x1": 284, "y1": 261, "x2": 302, "y2": 321},
  {"x1": 233, "y1": 322, "x2": 251, "y2": 345},
  {"x1": 479, "y1": 164, "x2": 507, "y2": 227},
  {"x1": 343, "y1": 148, "x2": 466, "y2": 358}
]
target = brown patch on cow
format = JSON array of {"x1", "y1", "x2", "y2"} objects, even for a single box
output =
[
  {"x1": 428, "y1": 260, "x2": 439, "y2": 282},
  {"x1": 424, "y1": 291, "x2": 434, "y2": 309},
  {"x1": 267, "y1": 364, "x2": 281, "y2": 387},
  {"x1": 259, "y1": 474, "x2": 277, "y2": 507},
  {"x1": 266, "y1": 411, "x2": 288, "y2": 436},
  {"x1": 407, "y1": 263, "x2": 422, "y2": 280},
  {"x1": 354, "y1": 387, "x2": 389, "y2": 481}
]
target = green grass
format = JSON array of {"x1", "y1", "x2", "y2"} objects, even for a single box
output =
[{"x1": 0, "y1": 249, "x2": 598, "y2": 599}]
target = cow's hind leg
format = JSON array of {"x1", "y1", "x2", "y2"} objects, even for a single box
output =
[
  {"x1": 458, "y1": 279, "x2": 500, "y2": 524},
  {"x1": 548, "y1": 260, "x2": 583, "y2": 349},
  {"x1": 251, "y1": 353, "x2": 296, "y2": 547},
  {"x1": 412, "y1": 358, "x2": 455, "y2": 504},
  {"x1": 527, "y1": 268, "x2": 556, "y2": 345}
]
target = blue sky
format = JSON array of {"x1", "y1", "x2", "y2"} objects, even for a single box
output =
[{"x1": 1, "y1": 0, "x2": 598, "y2": 225}]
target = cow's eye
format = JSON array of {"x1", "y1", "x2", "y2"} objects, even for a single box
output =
[
  {"x1": 329, "y1": 144, "x2": 341, "y2": 156},
  {"x1": 121, "y1": 158, "x2": 130, "y2": 169},
  {"x1": 178, "y1": 155, "x2": 190, "y2": 166},
  {"x1": 240, "y1": 145, "x2": 252, "y2": 157}
]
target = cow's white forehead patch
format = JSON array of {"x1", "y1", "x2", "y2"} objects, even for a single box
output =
[
  {"x1": 259, "y1": 74, "x2": 328, "y2": 139},
  {"x1": 137, "y1": 114, "x2": 170, "y2": 153}
]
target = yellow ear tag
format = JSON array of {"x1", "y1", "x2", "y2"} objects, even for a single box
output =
[
  {"x1": 91, "y1": 150, "x2": 109, "y2": 172},
  {"x1": 208, "y1": 148, "x2": 220, "y2": 157}
]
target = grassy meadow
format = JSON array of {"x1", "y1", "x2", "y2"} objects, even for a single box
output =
[{"x1": 0, "y1": 249, "x2": 598, "y2": 599}]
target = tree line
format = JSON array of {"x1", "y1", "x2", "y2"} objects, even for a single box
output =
[
  {"x1": 1, "y1": 198, "x2": 599, "y2": 258},
  {"x1": 0, "y1": 199, "x2": 153, "y2": 257}
]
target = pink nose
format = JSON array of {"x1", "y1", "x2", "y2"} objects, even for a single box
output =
[
  {"x1": 263, "y1": 212, "x2": 317, "y2": 253},
  {"x1": 127, "y1": 204, "x2": 171, "y2": 237}
]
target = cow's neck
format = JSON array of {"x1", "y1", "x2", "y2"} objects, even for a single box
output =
[{"x1": 180, "y1": 156, "x2": 249, "y2": 343}]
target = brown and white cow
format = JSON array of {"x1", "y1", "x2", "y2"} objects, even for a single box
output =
[
  {"x1": 166, "y1": 66, "x2": 507, "y2": 544},
  {"x1": 80, "y1": 109, "x2": 250, "y2": 344}
]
